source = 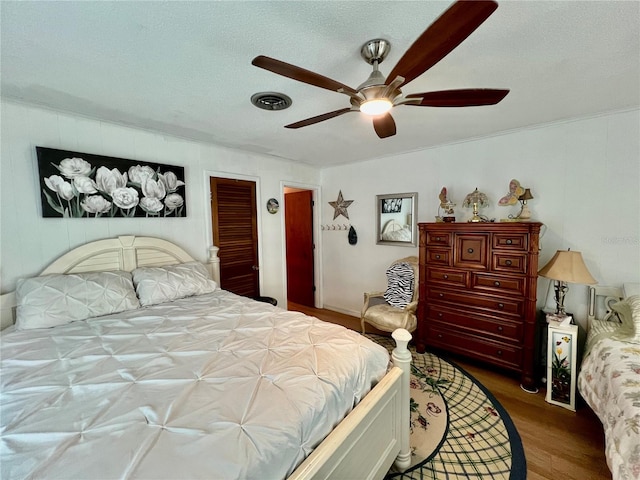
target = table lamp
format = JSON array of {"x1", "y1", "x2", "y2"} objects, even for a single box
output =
[
  {"x1": 538, "y1": 249, "x2": 597, "y2": 316},
  {"x1": 517, "y1": 188, "x2": 533, "y2": 220},
  {"x1": 462, "y1": 188, "x2": 489, "y2": 223}
]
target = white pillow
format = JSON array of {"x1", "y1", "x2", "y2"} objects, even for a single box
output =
[
  {"x1": 132, "y1": 261, "x2": 217, "y2": 306},
  {"x1": 15, "y1": 271, "x2": 140, "y2": 330},
  {"x1": 611, "y1": 295, "x2": 640, "y2": 342}
]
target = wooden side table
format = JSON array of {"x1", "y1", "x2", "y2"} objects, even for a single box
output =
[{"x1": 545, "y1": 315, "x2": 578, "y2": 411}]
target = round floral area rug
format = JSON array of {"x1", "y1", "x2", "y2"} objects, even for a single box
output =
[{"x1": 365, "y1": 334, "x2": 526, "y2": 480}]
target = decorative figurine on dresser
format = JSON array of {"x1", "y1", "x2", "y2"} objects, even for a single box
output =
[{"x1": 417, "y1": 221, "x2": 543, "y2": 392}]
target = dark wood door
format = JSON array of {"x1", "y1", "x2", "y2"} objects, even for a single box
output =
[
  {"x1": 285, "y1": 190, "x2": 315, "y2": 306},
  {"x1": 210, "y1": 177, "x2": 259, "y2": 298}
]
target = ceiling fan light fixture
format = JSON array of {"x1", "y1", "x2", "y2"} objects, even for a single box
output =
[{"x1": 360, "y1": 98, "x2": 392, "y2": 116}]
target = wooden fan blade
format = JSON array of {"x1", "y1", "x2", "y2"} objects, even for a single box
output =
[
  {"x1": 252, "y1": 56, "x2": 358, "y2": 96},
  {"x1": 405, "y1": 89, "x2": 509, "y2": 107},
  {"x1": 385, "y1": 0, "x2": 498, "y2": 88},
  {"x1": 285, "y1": 108, "x2": 354, "y2": 129},
  {"x1": 372, "y1": 113, "x2": 397, "y2": 139}
]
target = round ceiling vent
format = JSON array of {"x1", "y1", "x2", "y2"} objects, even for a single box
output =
[{"x1": 251, "y1": 92, "x2": 292, "y2": 111}]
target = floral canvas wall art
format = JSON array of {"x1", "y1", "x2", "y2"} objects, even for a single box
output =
[{"x1": 36, "y1": 147, "x2": 187, "y2": 218}]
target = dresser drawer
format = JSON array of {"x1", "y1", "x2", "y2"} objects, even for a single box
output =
[
  {"x1": 427, "y1": 304, "x2": 523, "y2": 342},
  {"x1": 454, "y1": 234, "x2": 488, "y2": 270},
  {"x1": 426, "y1": 325, "x2": 523, "y2": 371},
  {"x1": 492, "y1": 252, "x2": 527, "y2": 274},
  {"x1": 426, "y1": 248, "x2": 451, "y2": 266},
  {"x1": 426, "y1": 268, "x2": 467, "y2": 287},
  {"x1": 428, "y1": 287, "x2": 523, "y2": 316},
  {"x1": 427, "y1": 232, "x2": 451, "y2": 246},
  {"x1": 471, "y1": 273, "x2": 525, "y2": 296},
  {"x1": 493, "y1": 233, "x2": 528, "y2": 251}
]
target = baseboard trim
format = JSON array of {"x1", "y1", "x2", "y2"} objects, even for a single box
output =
[{"x1": 322, "y1": 304, "x2": 360, "y2": 319}]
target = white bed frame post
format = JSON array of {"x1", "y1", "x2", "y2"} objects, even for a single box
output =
[
  {"x1": 207, "y1": 245, "x2": 221, "y2": 284},
  {"x1": 391, "y1": 328, "x2": 412, "y2": 471}
]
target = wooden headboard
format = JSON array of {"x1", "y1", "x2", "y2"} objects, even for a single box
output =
[{"x1": 0, "y1": 236, "x2": 220, "y2": 330}]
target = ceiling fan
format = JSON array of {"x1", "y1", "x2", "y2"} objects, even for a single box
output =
[{"x1": 252, "y1": 0, "x2": 509, "y2": 139}]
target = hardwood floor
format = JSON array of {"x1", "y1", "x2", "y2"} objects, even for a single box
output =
[{"x1": 288, "y1": 302, "x2": 612, "y2": 480}]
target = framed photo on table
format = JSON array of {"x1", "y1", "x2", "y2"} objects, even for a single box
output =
[{"x1": 546, "y1": 319, "x2": 579, "y2": 411}]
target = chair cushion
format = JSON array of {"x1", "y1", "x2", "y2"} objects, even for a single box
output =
[
  {"x1": 383, "y1": 262, "x2": 414, "y2": 308},
  {"x1": 364, "y1": 303, "x2": 417, "y2": 332}
]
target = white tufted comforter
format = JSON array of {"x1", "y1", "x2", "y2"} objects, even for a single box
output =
[{"x1": 1, "y1": 290, "x2": 389, "y2": 480}]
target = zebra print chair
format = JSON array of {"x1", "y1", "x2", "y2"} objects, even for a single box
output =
[{"x1": 361, "y1": 256, "x2": 418, "y2": 334}]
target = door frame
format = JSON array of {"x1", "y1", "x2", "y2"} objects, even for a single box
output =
[
  {"x1": 204, "y1": 170, "x2": 264, "y2": 292},
  {"x1": 281, "y1": 181, "x2": 323, "y2": 308}
]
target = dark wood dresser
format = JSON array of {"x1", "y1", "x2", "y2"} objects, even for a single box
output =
[{"x1": 417, "y1": 222, "x2": 543, "y2": 391}]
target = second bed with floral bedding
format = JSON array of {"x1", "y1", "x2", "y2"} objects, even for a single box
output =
[{"x1": 577, "y1": 284, "x2": 640, "y2": 480}]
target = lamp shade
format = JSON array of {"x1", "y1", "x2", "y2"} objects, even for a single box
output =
[
  {"x1": 519, "y1": 188, "x2": 533, "y2": 201},
  {"x1": 538, "y1": 250, "x2": 597, "y2": 285},
  {"x1": 462, "y1": 188, "x2": 489, "y2": 208}
]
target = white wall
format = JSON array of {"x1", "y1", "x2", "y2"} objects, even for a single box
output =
[
  {"x1": 321, "y1": 109, "x2": 640, "y2": 329},
  {"x1": 0, "y1": 100, "x2": 320, "y2": 305},
  {"x1": 2, "y1": 101, "x2": 638, "y2": 329}
]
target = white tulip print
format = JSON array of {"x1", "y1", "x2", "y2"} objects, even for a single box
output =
[{"x1": 38, "y1": 147, "x2": 186, "y2": 218}]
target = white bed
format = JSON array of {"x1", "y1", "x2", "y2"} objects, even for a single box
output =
[
  {"x1": 0, "y1": 235, "x2": 412, "y2": 480},
  {"x1": 577, "y1": 283, "x2": 640, "y2": 480},
  {"x1": 380, "y1": 220, "x2": 411, "y2": 242}
]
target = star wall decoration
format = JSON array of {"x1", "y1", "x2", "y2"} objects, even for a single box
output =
[{"x1": 328, "y1": 190, "x2": 354, "y2": 220}]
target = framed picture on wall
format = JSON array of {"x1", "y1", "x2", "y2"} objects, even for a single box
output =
[{"x1": 36, "y1": 147, "x2": 186, "y2": 218}]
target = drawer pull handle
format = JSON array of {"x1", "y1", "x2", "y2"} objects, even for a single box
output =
[
  {"x1": 498, "y1": 303, "x2": 504, "y2": 309},
  {"x1": 505, "y1": 260, "x2": 512, "y2": 266},
  {"x1": 438, "y1": 313, "x2": 443, "y2": 318},
  {"x1": 497, "y1": 326, "x2": 503, "y2": 331},
  {"x1": 437, "y1": 334, "x2": 443, "y2": 339},
  {"x1": 467, "y1": 248, "x2": 474, "y2": 254},
  {"x1": 443, "y1": 274, "x2": 449, "y2": 279},
  {"x1": 439, "y1": 293, "x2": 444, "y2": 298},
  {"x1": 436, "y1": 236, "x2": 441, "y2": 241},
  {"x1": 497, "y1": 349, "x2": 503, "y2": 356},
  {"x1": 494, "y1": 281, "x2": 501, "y2": 286},
  {"x1": 435, "y1": 254, "x2": 441, "y2": 259},
  {"x1": 506, "y1": 239, "x2": 513, "y2": 245}
]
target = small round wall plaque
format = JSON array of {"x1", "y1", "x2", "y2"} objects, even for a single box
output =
[{"x1": 266, "y1": 198, "x2": 279, "y2": 214}]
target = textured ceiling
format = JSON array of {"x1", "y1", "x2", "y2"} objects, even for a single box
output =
[{"x1": 2, "y1": 1, "x2": 639, "y2": 167}]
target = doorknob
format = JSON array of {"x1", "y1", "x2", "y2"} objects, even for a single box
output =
[{"x1": 252, "y1": 265, "x2": 259, "y2": 271}]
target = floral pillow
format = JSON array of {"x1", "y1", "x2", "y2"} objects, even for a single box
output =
[
  {"x1": 132, "y1": 262, "x2": 217, "y2": 307},
  {"x1": 611, "y1": 295, "x2": 640, "y2": 342},
  {"x1": 15, "y1": 271, "x2": 140, "y2": 330}
]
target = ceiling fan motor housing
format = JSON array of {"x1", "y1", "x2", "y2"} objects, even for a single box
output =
[
  {"x1": 357, "y1": 43, "x2": 401, "y2": 104},
  {"x1": 357, "y1": 85, "x2": 401, "y2": 103}
]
